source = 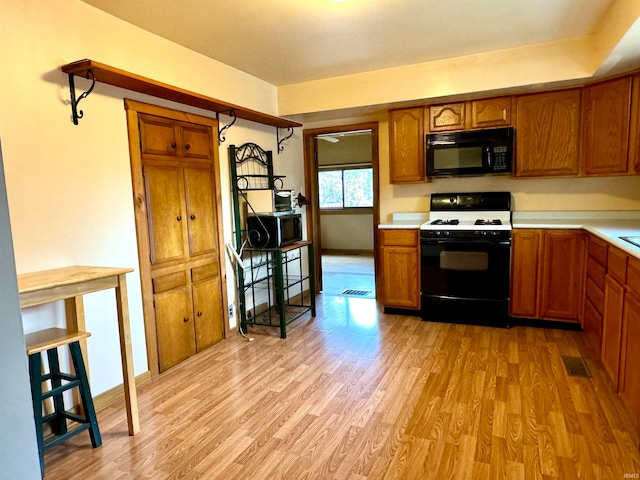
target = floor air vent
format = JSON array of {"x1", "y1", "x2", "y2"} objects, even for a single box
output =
[
  {"x1": 562, "y1": 356, "x2": 591, "y2": 378},
  {"x1": 340, "y1": 289, "x2": 371, "y2": 296}
]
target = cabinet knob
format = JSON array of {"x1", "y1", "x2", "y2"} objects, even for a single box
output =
[
  {"x1": 171, "y1": 142, "x2": 177, "y2": 149},
  {"x1": 183, "y1": 317, "x2": 189, "y2": 323},
  {"x1": 177, "y1": 215, "x2": 182, "y2": 221},
  {"x1": 197, "y1": 311, "x2": 203, "y2": 317},
  {"x1": 185, "y1": 144, "x2": 191, "y2": 150},
  {"x1": 190, "y1": 214, "x2": 196, "y2": 220}
]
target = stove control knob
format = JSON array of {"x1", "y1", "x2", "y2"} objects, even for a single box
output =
[
  {"x1": 473, "y1": 230, "x2": 480, "y2": 236},
  {"x1": 491, "y1": 231, "x2": 498, "y2": 237},
  {"x1": 480, "y1": 231, "x2": 488, "y2": 237},
  {"x1": 444, "y1": 231, "x2": 450, "y2": 237},
  {"x1": 435, "y1": 231, "x2": 441, "y2": 236}
]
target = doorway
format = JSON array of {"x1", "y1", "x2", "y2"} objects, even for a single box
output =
[{"x1": 302, "y1": 123, "x2": 379, "y2": 299}]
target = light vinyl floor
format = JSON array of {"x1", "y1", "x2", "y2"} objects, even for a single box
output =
[{"x1": 44, "y1": 295, "x2": 640, "y2": 479}]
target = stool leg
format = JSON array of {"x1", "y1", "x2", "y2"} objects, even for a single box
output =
[
  {"x1": 46, "y1": 347, "x2": 68, "y2": 435},
  {"x1": 28, "y1": 353, "x2": 45, "y2": 478},
  {"x1": 69, "y1": 341, "x2": 102, "y2": 447}
]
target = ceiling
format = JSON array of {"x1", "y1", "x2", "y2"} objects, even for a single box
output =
[{"x1": 80, "y1": 0, "x2": 623, "y2": 87}]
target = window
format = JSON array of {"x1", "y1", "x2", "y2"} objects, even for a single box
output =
[{"x1": 319, "y1": 166, "x2": 373, "y2": 209}]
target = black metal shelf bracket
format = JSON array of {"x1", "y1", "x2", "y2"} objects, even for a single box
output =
[
  {"x1": 68, "y1": 70, "x2": 96, "y2": 125},
  {"x1": 217, "y1": 110, "x2": 237, "y2": 143},
  {"x1": 277, "y1": 126, "x2": 294, "y2": 154}
]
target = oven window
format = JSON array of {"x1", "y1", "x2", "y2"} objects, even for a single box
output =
[
  {"x1": 440, "y1": 251, "x2": 488, "y2": 271},
  {"x1": 433, "y1": 146, "x2": 483, "y2": 170}
]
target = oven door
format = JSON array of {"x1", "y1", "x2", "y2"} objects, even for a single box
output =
[{"x1": 420, "y1": 237, "x2": 511, "y2": 326}]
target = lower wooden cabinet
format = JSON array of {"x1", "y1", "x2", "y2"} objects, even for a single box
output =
[
  {"x1": 379, "y1": 229, "x2": 420, "y2": 310},
  {"x1": 601, "y1": 275, "x2": 625, "y2": 390},
  {"x1": 619, "y1": 292, "x2": 640, "y2": 432},
  {"x1": 510, "y1": 229, "x2": 541, "y2": 317},
  {"x1": 511, "y1": 229, "x2": 585, "y2": 322},
  {"x1": 153, "y1": 264, "x2": 224, "y2": 372}
]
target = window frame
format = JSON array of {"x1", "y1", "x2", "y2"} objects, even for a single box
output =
[{"x1": 318, "y1": 163, "x2": 373, "y2": 211}]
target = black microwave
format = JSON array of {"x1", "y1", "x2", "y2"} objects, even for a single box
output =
[
  {"x1": 246, "y1": 213, "x2": 302, "y2": 249},
  {"x1": 426, "y1": 127, "x2": 514, "y2": 177}
]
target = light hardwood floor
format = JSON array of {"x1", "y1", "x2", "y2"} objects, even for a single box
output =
[{"x1": 44, "y1": 295, "x2": 640, "y2": 479}]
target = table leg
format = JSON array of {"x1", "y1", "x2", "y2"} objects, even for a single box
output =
[
  {"x1": 115, "y1": 274, "x2": 140, "y2": 435},
  {"x1": 65, "y1": 296, "x2": 88, "y2": 410}
]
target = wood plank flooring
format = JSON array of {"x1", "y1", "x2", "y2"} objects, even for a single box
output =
[{"x1": 44, "y1": 295, "x2": 640, "y2": 479}]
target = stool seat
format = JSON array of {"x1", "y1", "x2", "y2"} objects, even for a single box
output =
[
  {"x1": 26, "y1": 327, "x2": 101, "y2": 478},
  {"x1": 25, "y1": 328, "x2": 91, "y2": 355}
]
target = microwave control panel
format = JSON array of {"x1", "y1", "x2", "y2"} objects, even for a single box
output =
[{"x1": 492, "y1": 146, "x2": 509, "y2": 171}]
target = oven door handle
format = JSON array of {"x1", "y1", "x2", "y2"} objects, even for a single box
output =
[{"x1": 421, "y1": 240, "x2": 511, "y2": 246}]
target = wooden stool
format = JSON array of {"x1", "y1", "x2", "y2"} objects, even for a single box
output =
[{"x1": 25, "y1": 328, "x2": 102, "y2": 477}]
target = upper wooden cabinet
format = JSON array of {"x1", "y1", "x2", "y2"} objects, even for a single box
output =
[
  {"x1": 426, "y1": 97, "x2": 514, "y2": 132},
  {"x1": 139, "y1": 114, "x2": 213, "y2": 161},
  {"x1": 469, "y1": 97, "x2": 514, "y2": 129},
  {"x1": 427, "y1": 103, "x2": 465, "y2": 132},
  {"x1": 389, "y1": 108, "x2": 427, "y2": 184},
  {"x1": 514, "y1": 89, "x2": 581, "y2": 178},
  {"x1": 582, "y1": 76, "x2": 634, "y2": 176}
]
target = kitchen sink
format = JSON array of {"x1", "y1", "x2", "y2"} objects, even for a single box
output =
[{"x1": 620, "y1": 236, "x2": 640, "y2": 248}]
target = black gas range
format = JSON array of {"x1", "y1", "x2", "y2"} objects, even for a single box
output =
[{"x1": 420, "y1": 192, "x2": 512, "y2": 328}]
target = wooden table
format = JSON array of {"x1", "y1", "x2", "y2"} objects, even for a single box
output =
[{"x1": 18, "y1": 266, "x2": 139, "y2": 435}]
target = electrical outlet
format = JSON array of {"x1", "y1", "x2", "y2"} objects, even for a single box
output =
[{"x1": 228, "y1": 304, "x2": 234, "y2": 319}]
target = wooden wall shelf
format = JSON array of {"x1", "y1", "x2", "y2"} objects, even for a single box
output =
[{"x1": 61, "y1": 59, "x2": 302, "y2": 129}]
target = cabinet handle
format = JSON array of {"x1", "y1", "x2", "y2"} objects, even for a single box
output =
[
  {"x1": 177, "y1": 215, "x2": 182, "y2": 221},
  {"x1": 185, "y1": 144, "x2": 191, "y2": 150},
  {"x1": 183, "y1": 317, "x2": 189, "y2": 323},
  {"x1": 171, "y1": 142, "x2": 177, "y2": 149},
  {"x1": 197, "y1": 311, "x2": 203, "y2": 317},
  {"x1": 190, "y1": 214, "x2": 196, "y2": 220}
]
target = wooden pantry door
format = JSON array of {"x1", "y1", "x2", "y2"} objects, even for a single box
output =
[{"x1": 125, "y1": 99, "x2": 228, "y2": 375}]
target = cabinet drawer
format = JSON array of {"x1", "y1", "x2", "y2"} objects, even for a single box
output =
[
  {"x1": 608, "y1": 247, "x2": 628, "y2": 283},
  {"x1": 586, "y1": 277, "x2": 605, "y2": 314},
  {"x1": 587, "y1": 256, "x2": 606, "y2": 289},
  {"x1": 380, "y1": 229, "x2": 418, "y2": 247},
  {"x1": 192, "y1": 261, "x2": 219, "y2": 283},
  {"x1": 628, "y1": 257, "x2": 640, "y2": 296},
  {"x1": 588, "y1": 235, "x2": 608, "y2": 266},
  {"x1": 153, "y1": 270, "x2": 187, "y2": 294}
]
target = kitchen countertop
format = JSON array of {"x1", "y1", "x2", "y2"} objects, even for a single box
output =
[
  {"x1": 379, "y1": 211, "x2": 640, "y2": 259},
  {"x1": 513, "y1": 211, "x2": 640, "y2": 259}
]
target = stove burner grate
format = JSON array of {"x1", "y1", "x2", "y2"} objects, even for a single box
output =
[
  {"x1": 431, "y1": 219, "x2": 459, "y2": 225},
  {"x1": 475, "y1": 219, "x2": 502, "y2": 225}
]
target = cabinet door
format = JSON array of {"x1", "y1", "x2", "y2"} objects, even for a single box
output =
[
  {"x1": 428, "y1": 103, "x2": 466, "y2": 132},
  {"x1": 184, "y1": 166, "x2": 218, "y2": 257},
  {"x1": 515, "y1": 89, "x2": 581, "y2": 177},
  {"x1": 470, "y1": 97, "x2": 513, "y2": 129},
  {"x1": 139, "y1": 115, "x2": 178, "y2": 158},
  {"x1": 539, "y1": 230, "x2": 585, "y2": 321},
  {"x1": 181, "y1": 125, "x2": 213, "y2": 160},
  {"x1": 155, "y1": 286, "x2": 196, "y2": 372},
  {"x1": 389, "y1": 108, "x2": 426, "y2": 183},
  {"x1": 619, "y1": 292, "x2": 640, "y2": 433},
  {"x1": 510, "y1": 229, "x2": 541, "y2": 318},
  {"x1": 192, "y1": 274, "x2": 225, "y2": 352},
  {"x1": 601, "y1": 275, "x2": 625, "y2": 390},
  {"x1": 582, "y1": 76, "x2": 633, "y2": 176},
  {"x1": 144, "y1": 165, "x2": 187, "y2": 266},
  {"x1": 583, "y1": 298, "x2": 603, "y2": 356},
  {"x1": 381, "y1": 245, "x2": 420, "y2": 309}
]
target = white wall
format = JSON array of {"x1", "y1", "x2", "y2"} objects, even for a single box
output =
[
  {"x1": 0, "y1": 142, "x2": 41, "y2": 479},
  {"x1": 0, "y1": 0, "x2": 303, "y2": 396}
]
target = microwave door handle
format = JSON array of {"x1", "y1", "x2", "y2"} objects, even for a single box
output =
[{"x1": 486, "y1": 146, "x2": 492, "y2": 167}]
